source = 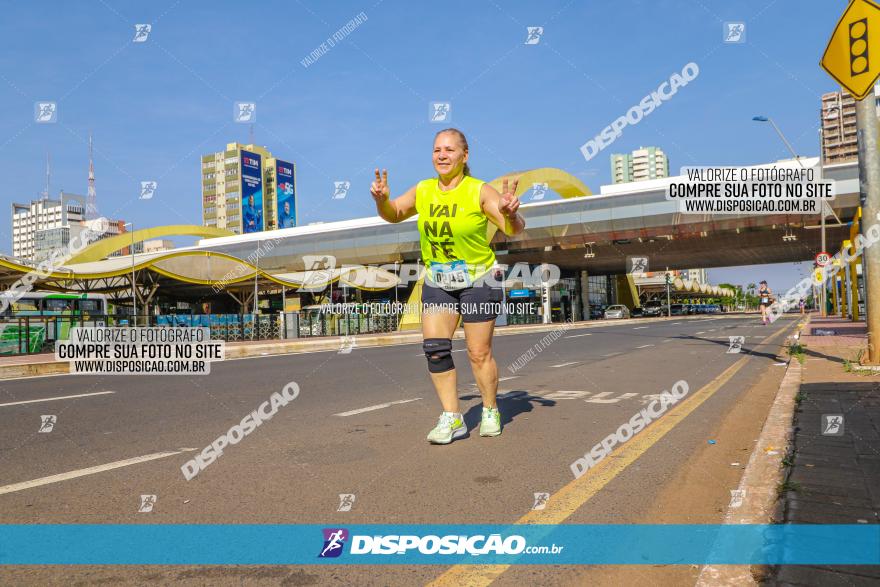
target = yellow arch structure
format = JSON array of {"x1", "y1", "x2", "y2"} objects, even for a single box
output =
[
  {"x1": 67, "y1": 225, "x2": 234, "y2": 264},
  {"x1": 398, "y1": 168, "x2": 593, "y2": 330}
]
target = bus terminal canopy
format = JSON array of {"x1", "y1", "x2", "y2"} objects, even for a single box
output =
[{"x1": 0, "y1": 250, "x2": 402, "y2": 296}]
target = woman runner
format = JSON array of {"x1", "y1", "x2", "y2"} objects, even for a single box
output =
[{"x1": 370, "y1": 128, "x2": 525, "y2": 444}]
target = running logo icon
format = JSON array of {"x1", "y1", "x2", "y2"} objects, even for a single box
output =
[
  {"x1": 430, "y1": 102, "x2": 451, "y2": 123},
  {"x1": 723, "y1": 22, "x2": 746, "y2": 43},
  {"x1": 727, "y1": 336, "x2": 745, "y2": 354},
  {"x1": 319, "y1": 528, "x2": 349, "y2": 558},
  {"x1": 627, "y1": 256, "x2": 649, "y2": 276},
  {"x1": 235, "y1": 102, "x2": 256, "y2": 123},
  {"x1": 531, "y1": 182, "x2": 549, "y2": 201},
  {"x1": 34, "y1": 102, "x2": 57, "y2": 123},
  {"x1": 822, "y1": 414, "x2": 844, "y2": 436},
  {"x1": 337, "y1": 494, "x2": 356, "y2": 512},
  {"x1": 728, "y1": 489, "x2": 746, "y2": 508},
  {"x1": 38, "y1": 415, "x2": 56, "y2": 433},
  {"x1": 140, "y1": 181, "x2": 157, "y2": 200},
  {"x1": 338, "y1": 336, "x2": 356, "y2": 354},
  {"x1": 299, "y1": 255, "x2": 336, "y2": 292},
  {"x1": 532, "y1": 492, "x2": 550, "y2": 510},
  {"x1": 332, "y1": 181, "x2": 351, "y2": 200},
  {"x1": 133, "y1": 24, "x2": 151, "y2": 43},
  {"x1": 138, "y1": 494, "x2": 157, "y2": 513},
  {"x1": 525, "y1": 26, "x2": 544, "y2": 45}
]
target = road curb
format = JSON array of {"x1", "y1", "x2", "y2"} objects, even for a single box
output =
[
  {"x1": 696, "y1": 319, "x2": 807, "y2": 586},
  {"x1": 0, "y1": 313, "x2": 750, "y2": 379}
]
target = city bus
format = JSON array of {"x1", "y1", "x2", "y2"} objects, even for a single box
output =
[{"x1": 0, "y1": 292, "x2": 110, "y2": 354}]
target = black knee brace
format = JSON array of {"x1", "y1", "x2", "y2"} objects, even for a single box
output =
[{"x1": 423, "y1": 338, "x2": 454, "y2": 373}]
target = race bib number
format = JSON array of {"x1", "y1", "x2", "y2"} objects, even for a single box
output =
[{"x1": 430, "y1": 260, "x2": 471, "y2": 291}]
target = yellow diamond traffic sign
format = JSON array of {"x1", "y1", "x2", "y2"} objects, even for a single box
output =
[
  {"x1": 815, "y1": 269, "x2": 824, "y2": 284},
  {"x1": 821, "y1": 0, "x2": 880, "y2": 100}
]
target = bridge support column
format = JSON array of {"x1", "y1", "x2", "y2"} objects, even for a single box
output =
[{"x1": 579, "y1": 270, "x2": 590, "y2": 321}]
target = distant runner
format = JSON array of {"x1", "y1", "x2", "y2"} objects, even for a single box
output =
[
  {"x1": 370, "y1": 128, "x2": 525, "y2": 444},
  {"x1": 759, "y1": 280, "x2": 772, "y2": 325}
]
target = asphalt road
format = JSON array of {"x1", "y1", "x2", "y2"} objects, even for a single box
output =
[{"x1": 0, "y1": 314, "x2": 799, "y2": 586}]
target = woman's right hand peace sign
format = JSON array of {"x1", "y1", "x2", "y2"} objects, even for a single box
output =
[{"x1": 370, "y1": 168, "x2": 390, "y2": 202}]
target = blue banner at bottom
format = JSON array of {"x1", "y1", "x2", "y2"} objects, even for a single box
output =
[{"x1": 0, "y1": 524, "x2": 877, "y2": 565}]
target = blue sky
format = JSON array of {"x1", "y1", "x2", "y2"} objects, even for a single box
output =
[{"x1": 0, "y1": 0, "x2": 847, "y2": 291}]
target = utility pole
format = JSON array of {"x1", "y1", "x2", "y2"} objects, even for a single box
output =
[{"x1": 856, "y1": 96, "x2": 880, "y2": 363}]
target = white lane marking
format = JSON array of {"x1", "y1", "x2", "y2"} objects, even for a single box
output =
[
  {"x1": 0, "y1": 391, "x2": 116, "y2": 408},
  {"x1": 602, "y1": 352, "x2": 623, "y2": 358},
  {"x1": 565, "y1": 333, "x2": 593, "y2": 338},
  {"x1": 498, "y1": 376, "x2": 520, "y2": 382},
  {"x1": 671, "y1": 322, "x2": 681, "y2": 325},
  {"x1": 551, "y1": 361, "x2": 580, "y2": 368},
  {"x1": 633, "y1": 326, "x2": 649, "y2": 330},
  {"x1": 544, "y1": 390, "x2": 591, "y2": 400},
  {"x1": 0, "y1": 449, "x2": 193, "y2": 496},
  {"x1": 662, "y1": 339, "x2": 674, "y2": 343},
  {"x1": 695, "y1": 331, "x2": 706, "y2": 335},
  {"x1": 334, "y1": 397, "x2": 422, "y2": 417},
  {"x1": 635, "y1": 344, "x2": 654, "y2": 349},
  {"x1": 585, "y1": 392, "x2": 639, "y2": 404}
]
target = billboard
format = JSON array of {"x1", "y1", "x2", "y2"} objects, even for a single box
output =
[
  {"x1": 240, "y1": 150, "x2": 263, "y2": 233},
  {"x1": 275, "y1": 160, "x2": 296, "y2": 229}
]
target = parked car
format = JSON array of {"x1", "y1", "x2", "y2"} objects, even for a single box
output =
[
  {"x1": 642, "y1": 300, "x2": 664, "y2": 317},
  {"x1": 589, "y1": 305, "x2": 606, "y2": 320},
  {"x1": 604, "y1": 305, "x2": 631, "y2": 319},
  {"x1": 630, "y1": 306, "x2": 644, "y2": 318},
  {"x1": 670, "y1": 303, "x2": 686, "y2": 316}
]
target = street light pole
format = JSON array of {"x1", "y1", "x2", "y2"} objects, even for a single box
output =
[
  {"x1": 124, "y1": 222, "x2": 136, "y2": 324},
  {"x1": 856, "y1": 96, "x2": 880, "y2": 363},
  {"x1": 754, "y1": 115, "x2": 827, "y2": 315}
]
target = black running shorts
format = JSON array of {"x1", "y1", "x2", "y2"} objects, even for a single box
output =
[{"x1": 421, "y1": 281, "x2": 503, "y2": 323}]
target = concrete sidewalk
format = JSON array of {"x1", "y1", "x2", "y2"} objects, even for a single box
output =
[
  {"x1": 772, "y1": 317, "x2": 880, "y2": 586},
  {"x1": 0, "y1": 313, "x2": 740, "y2": 379}
]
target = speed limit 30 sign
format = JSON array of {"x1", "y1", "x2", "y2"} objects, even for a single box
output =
[{"x1": 816, "y1": 252, "x2": 831, "y2": 266}]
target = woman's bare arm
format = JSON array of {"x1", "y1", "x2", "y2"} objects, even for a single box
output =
[
  {"x1": 371, "y1": 168, "x2": 417, "y2": 223},
  {"x1": 481, "y1": 180, "x2": 525, "y2": 236}
]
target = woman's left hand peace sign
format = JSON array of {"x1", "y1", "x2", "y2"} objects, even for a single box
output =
[{"x1": 499, "y1": 178, "x2": 520, "y2": 217}]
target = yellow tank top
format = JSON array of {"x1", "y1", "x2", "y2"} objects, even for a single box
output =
[{"x1": 415, "y1": 175, "x2": 496, "y2": 283}]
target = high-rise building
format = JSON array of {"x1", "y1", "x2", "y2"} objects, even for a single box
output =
[
  {"x1": 610, "y1": 153, "x2": 633, "y2": 184},
  {"x1": 143, "y1": 239, "x2": 174, "y2": 253},
  {"x1": 610, "y1": 147, "x2": 669, "y2": 184},
  {"x1": 680, "y1": 268, "x2": 708, "y2": 284},
  {"x1": 820, "y1": 85, "x2": 880, "y2": 164},
  {"x1": 201, "y1": 143, "x2": 297, "y2": 234},
  {"x1": 11, "y1": 192, "x2": 134, "y2": 262},
  {"x1": 12, "y1": 192, "x2": 86, "y2": 261}
]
